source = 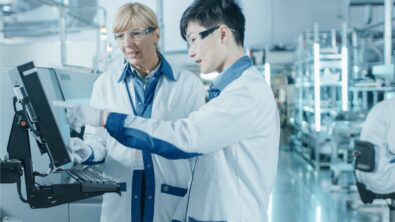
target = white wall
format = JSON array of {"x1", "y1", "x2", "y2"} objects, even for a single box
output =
[
  {"x1": 160, "y1": 0, "x2": 349, "y2": 51},
  {"x1": 161, "y1": 0, "x2": 389, "y2": 50},
  {"x1": 162, "y1": 0, "x2": 193, "y2": 51},
  {"x1": 98, "y1": 0, "x2": 350, "y2": 51}
]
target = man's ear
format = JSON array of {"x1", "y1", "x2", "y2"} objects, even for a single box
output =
[{"x1": 219, "y1": 25, "x2": 230, "y2": 42}]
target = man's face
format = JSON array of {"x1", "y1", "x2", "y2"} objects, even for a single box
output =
[
  {"x1": 114, "y1": 21, "x2": 159, "y2": 67},
  {"x1": 186, "y1": 22, "x2": 222, "y2": 74}
]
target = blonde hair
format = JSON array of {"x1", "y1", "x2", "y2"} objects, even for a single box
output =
[{"x1": 113, "y1": 3, "x2": 159, "y2": 33}]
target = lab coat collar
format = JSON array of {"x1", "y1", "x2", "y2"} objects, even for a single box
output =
[
  {"x1": 117, "y1": 52, "x2": 176, "y2": 83},
  {"x1": 211, "y1": 56, "x2": 252, "y2": 92}
]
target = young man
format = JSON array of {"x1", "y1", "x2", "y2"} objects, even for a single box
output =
[
  {"x1": 66, "y1": 3, "x2": 205, "y2": 222},
  {"x1": 57, "y1": 0, "x2": 279, "y2": 221}
]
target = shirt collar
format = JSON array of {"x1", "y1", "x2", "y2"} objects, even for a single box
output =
[
  {"x1": 211, "y1": 55, "x2": 252, "y2": 91},
  {"x1": 118, "y1": 52, "x2": 176, "y2": 83},
  {"x1": 130, "y1": 59, "x2": 160, "y2": 81}
]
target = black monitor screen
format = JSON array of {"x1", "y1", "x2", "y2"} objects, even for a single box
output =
[{"x1": 9, "y1": 62, "x2": 71, "y2": 168}]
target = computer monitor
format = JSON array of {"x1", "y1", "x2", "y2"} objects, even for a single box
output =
[
  {"x1": 54, "y1": 66, "x2": 98, "y2": 102},
  {"x1": 9, "y1": 62, "x2": 71, "y2": 168}
]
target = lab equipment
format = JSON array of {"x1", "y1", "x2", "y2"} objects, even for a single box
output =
[
  {"x1": 0, "y1": 158, "x2": 22, "y2": 184},
  {"x1": 3, "y1": 61, "x2": 122, "y2": 209},
  {"x1": 329, "y1": 111, "x2": 365, "y2": 189},
  {"x1": 8, "y1": 63, "x2": 71, "y2": 168},
  {"x1": 292, "y1": 24, "x2": 348, "y2": 171}
]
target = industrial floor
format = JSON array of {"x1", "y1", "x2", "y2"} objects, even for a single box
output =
[{"x1": 269, "y1": 147, "x2": 390, "y2": 222}]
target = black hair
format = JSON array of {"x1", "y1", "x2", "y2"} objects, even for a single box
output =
[{"x1": 180, "y1": 0, "x2": 245, "y2": 47}]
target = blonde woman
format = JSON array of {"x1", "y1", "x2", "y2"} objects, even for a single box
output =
[{"x1": 67, "y1": 3, "x2": 205, "y2": 222}]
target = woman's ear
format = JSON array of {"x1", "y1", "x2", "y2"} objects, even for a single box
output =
[{"x1": 152, "y1": 27, "x2": 160, "y2": 45}]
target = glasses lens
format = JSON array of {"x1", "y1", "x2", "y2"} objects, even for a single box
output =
[
  {"x1": 114, "y1": 33, "x2": 123, "y2": 41},
  {"x1": 114, "y1": 27, "x2": 155, "y2": 42},
  {"x1": 186, "y1": 35, "x2": 198, "y2": 49},
  {"x1": 186, "y1": 26, "x2": 219, "y2": 49},
  {"x1": 131, "y1": 30, "x2": 145, "y2": 40}
]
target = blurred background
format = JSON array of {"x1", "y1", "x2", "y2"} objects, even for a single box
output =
[{"x1": 0, "y1": 0, "x2": 394, "y2": 221}]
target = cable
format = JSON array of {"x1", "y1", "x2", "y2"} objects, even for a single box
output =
[
  {"x1": 184, "y1": 156, "x2": 199, "y2": 221},
  {"x1": 33, "y1": 165, "x2": 54, "y2": 177},
  {"x1": 16, "y1": 177, "x2": 28, "y2": 203},
  {"x1": 33, "y1": 170, "x2": 51, "y2": 177}
]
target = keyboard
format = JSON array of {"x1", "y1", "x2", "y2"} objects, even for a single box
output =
[{"x1": 67, "y1": 167, "x2": 120, "y2": 193}]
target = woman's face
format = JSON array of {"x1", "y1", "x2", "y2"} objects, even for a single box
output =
[{"x1": 114, "y1": 21, "x2": 159, "y2": 68}]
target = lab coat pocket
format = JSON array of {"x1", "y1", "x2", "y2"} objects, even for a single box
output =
[
  {"x1": 188, "y1": 217, "x2": 227, "y2": 222},
  {"x1": 158, "y1": 184, "x2": 188, "y2": 220},
  {"x1": 161, "y1": 184, "x2": 188, "y2": 197}
]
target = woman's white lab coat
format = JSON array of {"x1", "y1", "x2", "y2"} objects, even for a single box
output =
[{"x1": 83, "y1": 62, "x2": 205, "y2": 222}]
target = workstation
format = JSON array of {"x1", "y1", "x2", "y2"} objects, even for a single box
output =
[{"x1": 1, "y1": 0, "x2": 395, "y2": 222}]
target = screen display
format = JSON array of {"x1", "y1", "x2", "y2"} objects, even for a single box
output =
[
  {"x1": 9, "y1": 63, "x2": 72, "y2": 168},
  {"x1": 36, "y1": 67, "x2": 71, "y2": 147}
]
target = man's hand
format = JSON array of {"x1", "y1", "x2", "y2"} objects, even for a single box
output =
[
  {"x1": 53, "y1": 100, "x2": 107, "y2": 133},
  {"x1": 68, "y1": 137, "x2": 93, "y2": 164}
]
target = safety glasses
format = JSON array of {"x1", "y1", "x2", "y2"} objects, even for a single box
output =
[{"x1": 114, "y1": 27, "x2": 156, "y2": 42}]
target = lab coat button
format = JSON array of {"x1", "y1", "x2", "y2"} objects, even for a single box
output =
[
  {"x1": 148, "y1": 195, "x2": 152, "y2": 200},
  {"x1": 163, "y1": 185, "x2": 169, "y2": 192}
]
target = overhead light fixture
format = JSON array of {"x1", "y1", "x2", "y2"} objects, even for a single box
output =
[
  {"x1": 100, "y1": 26, "x2": 107, "y2": 33},
  {"x1": 106, "y1": 44, "x2": 113, "y2": 53},
  {"x1": 313, "y1": 43, "x2": 321, "y2": 132},
  {"x1": 264, "y1": 62, "x2": 271, "y2": 86},
  {"x1": 2, "y1": 5, "x2": 11, "y2": 12},
  {"x1": 341, "y1": 47, "x2": 348, "y2": 111}
]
